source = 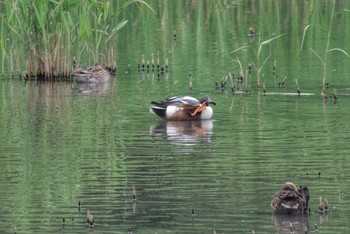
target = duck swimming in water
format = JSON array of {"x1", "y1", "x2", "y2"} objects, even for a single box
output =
[
  {"x1": 73, "y1": 63, "x2": 110, "y2": 83},
  {"x1": 271, "y1": 182, "x2": 309, "y2": 215},
  {"x1": 149, "y1": 95, "x2": 216, "y2": 121}
]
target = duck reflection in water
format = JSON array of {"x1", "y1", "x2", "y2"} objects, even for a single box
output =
[
  {"x1": 73, "y1": 82, "x2": 110, "y2": 94},
  {"x1": 272, "y1": 213, "x2": 309, "y2": 234},
  {"x1": 150, "y1": 120, "x2": 213, "y2": 145}
]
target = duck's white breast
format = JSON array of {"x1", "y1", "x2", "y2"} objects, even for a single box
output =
[{"x1": 201, "y1": 107, "x2": 213, "y2": 120}]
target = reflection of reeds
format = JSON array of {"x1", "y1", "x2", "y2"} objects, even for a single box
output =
[{"x1": 0, "y1": 1, "x2": 152, "y2": 80}]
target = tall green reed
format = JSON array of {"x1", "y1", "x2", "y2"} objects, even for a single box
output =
[
  {"x1": 300, "y1": 0, "x2": 350, "y2": 96},
  {"x1": 229, "y1": 34, "x2": 285, "y2": 88}
]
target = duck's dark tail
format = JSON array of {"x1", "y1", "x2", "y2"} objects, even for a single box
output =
[
  {"x1": 299, "y1": 186, "x2": 310, "y2": 213},
  {"x1": 150, "y1": 106, "x2": 166, "y2": 118}
]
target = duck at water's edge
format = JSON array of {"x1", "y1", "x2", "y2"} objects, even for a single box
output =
[
  {"x1": 73, "y1": 64, "x2": 110, "y2": 83},
  {"x1": 271, "y1": 182, "x2": 309, "y2": 214},
  {"x1": 150, "y1": 96, "x2": 216, "y2": 121}
]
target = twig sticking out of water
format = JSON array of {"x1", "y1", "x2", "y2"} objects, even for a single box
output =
[
  {"x1": 319, "y1": 196, "x2": 328, "y2": 213},
  {"x1": 289, "y1": 222, "x2": 294, "y2": 233},
  {"x1": 157, "y1": 50, "x2": 160, "y2": 72},
  {"x1": 141, "y1": 54, "x2": 145, "y2": 72},
  {"x1": 295, "y1": 79, "x2": 300, "y2": 96},
  {"x1": 249, "y1": 27, "x2": 255, "y2": 37},
  {"x1": 263, "y1": 82, "x2": 266, "y2": 96},
  {"x1": 86, "y1": 210, "x2": 94, "y2": 229},
  {"x1": 78, "y1": 200, "x2": 81, "y2": 213},
  {"x1": 189, "y1": 74, "x2": 193, "y2": 93},
  {"x1": 191, "y1": 208, "x2": 195, "y2": 217},
  {"x1": 138, "y1": 52, "x2": 169, "y2": 77},
  {"x1": 279, "y1": 76, "x2": 287, "y2": 89},
  {"x1": 132, "y1": 186, "x2": 137, "y2": 202},
  {"x1": 333, "y1": 88, "x2": 338, "y2": 100},
  {"x1": 128, "y1": 227, "x2": 133, "y2": 234},
  {"x1": 229, "y1": 73, "x2": 235, "y2": 94},
  {"x1": 314, "y1": 223, "x2": 319, "y2": 232},
  {"x1": 245, "y1": 69, "x2": 249, "y2": 95},
  {"x1": 151, "y1": 53, "x2": 155, "y2": 72},
  {"x1": 165, "y1": 58, "x2": 168, "y2": 72}
]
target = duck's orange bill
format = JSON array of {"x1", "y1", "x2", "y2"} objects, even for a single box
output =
[{"x1": 191, "y1": 102, "x2": 206, "y2": 116}]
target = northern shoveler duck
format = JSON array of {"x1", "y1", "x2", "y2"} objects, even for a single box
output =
[
  {"x1": 271, "y1": 182, "x2": 309, "y2": 214},
  {"x1": 150, "y1": 96, "x2": 216, "y2": 121},
  {"x1": 73, "y1": 63, "x2": 110, "y2": 83}
]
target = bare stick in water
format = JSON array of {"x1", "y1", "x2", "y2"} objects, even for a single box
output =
[
  {"x1": 132, "y1": 185, "x2": 136, "y2": 201},
  {"x1": 189, "y1": 74, "x2": 192, "y2": 93},
  {"x1": 295, "y1": 79, "x2": 300, "y2": 96}
]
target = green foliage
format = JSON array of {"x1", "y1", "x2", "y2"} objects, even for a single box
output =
[
  {"x1": 303, "y1": 0, "x2": 350, "y2": 94},
  {"x1": 0, "y1": 0, "x2": 153, "y2": 79},
  {"x1": 230, "y1": 34, "x2": 285, "y2": 88}
]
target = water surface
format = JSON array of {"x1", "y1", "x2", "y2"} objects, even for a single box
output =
[{"x1": 1, "y1": 0, "x2": 350, "y2": 233}]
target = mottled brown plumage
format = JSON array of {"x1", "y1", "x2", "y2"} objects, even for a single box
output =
[
  {"x1": 271, "y1": 182, "x2": 309, "y2": 214},
  {"x1": 73, "y1": 64, "x2": 110, "y2": 83}
]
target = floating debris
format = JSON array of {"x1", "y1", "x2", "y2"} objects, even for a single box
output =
[{"x1": 263, "y1": 92, "x2": 315, "y2": 96}]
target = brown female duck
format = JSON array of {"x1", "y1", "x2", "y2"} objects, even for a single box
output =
[
  {"x1": 73, "y1": 64, "x2": 110, "y2": 83},
  {"x1": 271, "y1": 182, "x2": 309, "y2": 214}
]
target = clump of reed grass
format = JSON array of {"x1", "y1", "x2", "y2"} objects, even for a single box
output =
[{"x1": 0, "y1": 0, "x2": 153, "y2": 80}]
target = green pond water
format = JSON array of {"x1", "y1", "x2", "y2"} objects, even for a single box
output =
[{"x1": 1, "y1": 0, "x2": 350, "y2": 233}]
